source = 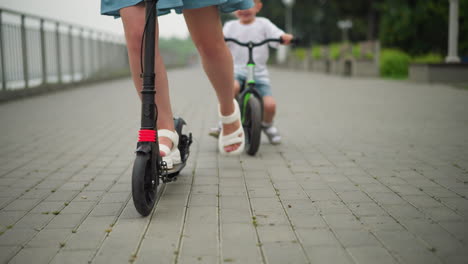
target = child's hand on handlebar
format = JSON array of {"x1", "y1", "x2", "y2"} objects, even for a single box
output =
[{"x1": 281, "y1": 34, "x2": 294, "y2": 45}]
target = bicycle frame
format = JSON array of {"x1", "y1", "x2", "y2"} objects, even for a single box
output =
[{"x1": 225, "y1": 38, "x2": 282, "y2": 121}]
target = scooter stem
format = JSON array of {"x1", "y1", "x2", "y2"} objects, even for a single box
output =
[{"x1": 141, "y1": 0, "x2": 158, "y2": 130}]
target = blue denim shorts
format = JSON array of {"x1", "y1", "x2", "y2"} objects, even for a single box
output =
[
  {"x1": 235, "y1": 73, "x2": 272, "y2": 97},
  {"x1": 101, "y1": 0, "x2": 254, "y2": 17}
]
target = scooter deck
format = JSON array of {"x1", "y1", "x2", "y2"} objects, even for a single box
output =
[{"x1": 167, "y1": 161, "x2": 187, "y2": 176}]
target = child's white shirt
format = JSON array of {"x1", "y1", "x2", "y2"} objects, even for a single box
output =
[{"x1": 223, "y1": 17, "x2": 284, "y2": 80}]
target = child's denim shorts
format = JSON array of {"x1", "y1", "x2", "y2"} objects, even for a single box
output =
[
  {"x1": 235, "y1": 73, "x2": 272, "y2": 97},
  {"x1": 101, "y1": 0, "x2": 254, "y2": 17}
]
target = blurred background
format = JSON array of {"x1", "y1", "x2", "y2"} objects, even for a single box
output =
[{"x1": 0, "y1": 0, "x2": 467, "y2": 97}]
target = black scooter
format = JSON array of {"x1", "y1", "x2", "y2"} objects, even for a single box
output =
[{"x1": 131, "y1": 0, "x2": 192, "y2": 217}]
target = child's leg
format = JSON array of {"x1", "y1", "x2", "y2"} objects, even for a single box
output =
[
  {"x1": 120, "y1": 4, "x2": 175, "y2": 156},
  {"x1": 262, "y1": 96, "x2": 276, "y2": 124},
  {"x1": 234, "y1": 80, "x2": 241, "y2": 96},
  {"x1": 183, "y1": 6, "x2": 241, "y2": 153},
  {"x1": 262, "y1": 95, "x2": 281, "y2": 144}
]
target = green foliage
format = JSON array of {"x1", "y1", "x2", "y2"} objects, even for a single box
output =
[
  {"x1": 293, "y1": 48, "x2": 307, "y2": 60},
  {"x1": 380, "y1": 49, "x2": 411, "y2": 79},
  {"x1": 364, "y1": 52, "x2": 374, "y2": 60},
  {"x1": 379, "y1": 0, "x2": 468, "y2": 56},
  {"x1": 311, "y1": 46, "x2": 322, "y2": 60},
  {"x1": 224, "y1": 1, "x2": 467, "y2": 58},
  {"x1": 412, "y1": 53, "x2": 444, "y2": 64},
  {"x1": 258, "y1": 0, "x2": 376, "y2": 45},
  {"x1": 352, "y1": 44, "x2": 361, "y2": 59},
  {"x1": 329, "y1": 43, "x2": 341, "y2": 60}
]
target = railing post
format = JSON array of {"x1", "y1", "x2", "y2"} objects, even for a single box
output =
[
  {"x1": 446, "y1": 0, "x2": 460, "y2": 63},
  {"x1": 0, "y1": 10, "x2": 6, "y2": 91},
  {"x1": 55, "y1": 22, "x2": 62, "y2": 84},
  {"x1": 21, "y1": 14, "x2": 29, "y2": 88},
  {"x1": 89, "y1": 32, "x2": 95, "y2": 78},
  {"x1": 96, "y1": 33, "x2": 102, "y2": 77},
  {"x1": 68, "y1": 25, "x2": 74, "y2": 83},
  {"x1": 80, "y1": 28, "x2": 85, "y2": 80},
  {"x1": 40, "y1": 18, "x2": 47, "y2": 85}
]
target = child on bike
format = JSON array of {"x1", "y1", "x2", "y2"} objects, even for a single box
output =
[
  {"x1": 211, "y1": 0, "x2": 293, "y2": 144},
  {"x1": 101, "y1": 0, "x2": 255, "y2": 162}
]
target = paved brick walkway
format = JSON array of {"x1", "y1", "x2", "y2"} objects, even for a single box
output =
[{"x1": 0, "y1": 67, "x2": 467, "y2": 264}]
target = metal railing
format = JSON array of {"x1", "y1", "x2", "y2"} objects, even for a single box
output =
[{"x1": 0, "y1": 8, "x2": 129, "y2": 93}]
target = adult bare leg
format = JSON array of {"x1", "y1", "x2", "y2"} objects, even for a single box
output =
[{"x1": 183, "y1": 6, "x2": 241, "y2": 153}]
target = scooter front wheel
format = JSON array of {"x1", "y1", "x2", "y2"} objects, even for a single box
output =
[{"x1": 132, "y1": 153, "x2": 157, "y2": 216}]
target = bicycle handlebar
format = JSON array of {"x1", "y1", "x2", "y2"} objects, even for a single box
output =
[
  {"x1": 224, "y1": 37, "x2": 301, "y2": 47},
  {"x1": 224, "y1": 38, "x2": 283, "y2": 47}
]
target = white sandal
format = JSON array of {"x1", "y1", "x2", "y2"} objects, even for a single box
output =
[
  {"x1": 158, "y1": 129, "x2": 181, "y2": 169},
  {"x1": 218, "y1": 100, "x2": 245, "y2": 155}
]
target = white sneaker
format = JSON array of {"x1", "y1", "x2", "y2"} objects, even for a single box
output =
[{"x1": 262, "y1": 124, "x2": 281, "y2": 145}]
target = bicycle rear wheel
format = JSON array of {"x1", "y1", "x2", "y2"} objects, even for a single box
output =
[{"x1": 243, "y1": 96, "x2": 262, "y2": 155}]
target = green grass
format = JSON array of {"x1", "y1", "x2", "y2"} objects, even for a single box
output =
[
  {"x1": 412, "y1": 53, "x2": 443, "y2": 64},
  {"x1": 293, "y1": 48, "x2": 307, "y2": 60},
  {"x1": 329, "y1": 43, "x2": 341, "y2": 60},
  {"x1": 311, "y1": 46, "x2": 322, "y2": 59},
  {"x1": 352, "y1": 44, "x2": 361, "y2": 59}
]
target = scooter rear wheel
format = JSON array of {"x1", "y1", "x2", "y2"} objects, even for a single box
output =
[{"x1": 132, "y1": 153, "x2": 157, "y2": 216}]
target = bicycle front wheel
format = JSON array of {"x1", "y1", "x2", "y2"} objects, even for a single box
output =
[{"x1": 243, "y1": 95, "x2": 262, "y2": 155}]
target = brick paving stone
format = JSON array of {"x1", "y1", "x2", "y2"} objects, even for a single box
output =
[
  {"x1": 0, "y1": 211, "x2": 28, "y2": 226},
  {"x1": 99, "y1": 192, "x2": 130, "y2": 204},
  {"x1": 315, "y1": 200, "x2": 352, "y2": 215},
  {"x1": 360, "y1": 215, "x2": 405, "y2": 231},
  {"x1": 3, "y1": 199, "x2": 39, "y2": 211},
  {"x1": 93, "y1": 218, "x2": 147, "y2": 264},
  {"x1": 0, "y1": 246, "x2": 20, "y2": 263},
  {"x1": 347, "y1": 202, "x2": 387, "y2": 217},
  {"x1": 45, "y1": 190, "x2": 80, "y2": 202},
  {"x1": 14, "y1": 212, "x2": 54, "y2": 230},
  {"x1": 369, "y1": 192, "x2": 407, "y2": 205},
  {"x1": 323, "y1": 214, "x2": 364, "y2": 230},
  {"x1": 26, "y1": 228, "x2": 71, "y2": 248},
  {"x1": 423, "y1": 206, "x2": 464, "y2": 222},
  {"x1": 296, "y1": 228, "x2": 341, "y2": 247},
  {"x1": 438, "y1": 220, "x2": 468, "y2": 243},
  {"x1": 60, "y1": 201, "x2": 94, "y2": 214},
  {"x1": 262, "y1": 241, "x2": 308, "y2": 264},
  {"x1": 89, "y1": 202, "x2": 125, "y2": 217},
  {"x1": 30, "y1": 201, "x2": 65, "y2": 214},
  {"x1": 304, "y1": 246, "x2": 354, "y2": 264},
  {"x1": 374, "y1": 230, "x2": 443, "y2": 264},
  {"x1": 334, "y1": 229, "x2": 381, "y2": 248},
  {"x1": 45, "y1": 213, "x2": 84, "y2": 229},
  {"x1": 0, "y1": 229, "x2": 37, "y2": 246},
  {"x1": 49, "y1": 250, "x2": 95, "y2": 264},
  {"x1": 338, "y1": 191, "x2": 374, "y2": 203},
  {"x1": 221, "y1": 223, "x2": 261, "y2": 263},
  {"x1": 2, "y1": 68, "x2": 468, "y2": 263},
  {"x1": 8, "y1": 247, "x2": 58, "y2": 264},
  {"x1": 347, "y1": 246, "x2": 397, "y2": 264}
]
